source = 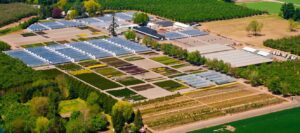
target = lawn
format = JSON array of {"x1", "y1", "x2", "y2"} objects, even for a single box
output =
[
  {"x1": 238, "y1": 2, "x2": 283, "y2": 14},
  {"x1": 0, "y1": 3, "x2": 37, "y2": 27},
  {"x1": 94, "y1": 67, "x2": 125, "y2": 78},
  {"x1": 107, "y1": 88, "x2": 146, "y2": 101},
  {"x1": 74, "y1": 71, "x2": 121, "y2": 90},
  {"x1": 58, "y1": 98, "x2": 88, "y2": 115},
  {"x1": 154, "y1": 80, "x2": 187, "y2": 92},
  {"x1": 100, "y1": 0, "x2": 263, "y2": 22},
  {"x1": 189, "y1": 107, "x2": 300, "y2": 133},
  {"x1": 116, "y1": 76, "x2": 145, "y2": 86}
]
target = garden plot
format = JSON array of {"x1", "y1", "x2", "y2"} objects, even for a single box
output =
[
  {"x1": 115, "y1": 76, "x2": 145, "y2": 86},
  {"x1": 123, "y1": 55, "x2": 145, "y2": 61},
  {"x1": 150, "y1": 56, "x2": 189, "y2": 68},
  {"x1": 107, "y1": 88, "x2": 146, "y2": 101},
  {"x1": 129, "y1": 58, "x2": 164, "y2": 70},
  {"x1": 93, "y1": 66, "x2": 125, "y2": 78},
  {"x1": 134, "y1": 83, "x2": 285, "y2": 131},
  {"x1": 71, "y1": 69, "x2": 121, "y2": 90},
  {"x1": 99, "y1": 57, "x2": 131, "y2": 68},
  {"x1": 57, "y1": 63, "x2": 82, "y2": 71},
  {"x1": 133, "y1": 86, "x2": 173, "y2": 99},
  {"x1": 153, "y1": 80, "x2": 188, "y2": 92},
  {"x1": 133, "y1": 71, "x2": 165, "y2": 82},
  {"x1": 131, "y1": 84, "x2": 155, "y2": 91},
  {"x1": 151, "y1": 67, "x2": 182, "y2": 77},
  {"x1": 118, "y1": 65, "x2": 148, "y2": 75}
]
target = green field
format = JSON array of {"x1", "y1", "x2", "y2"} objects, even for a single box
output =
[
  {"x1": 280, "y1": 0, "x2": 300, "y2": 5},
  {"x1": 154, "y1": 80, "x2": 187, "y2": 92},
  {"x1": 0, "y1": 3, "x2": 37, "y2": 27},
  {"x1": 57, "y1": 63, "x2": 82, "y2": 71},
  {"x1": 189, "y1": 107, "x2": 300, "y2": 133},
  {"x1": 116, "y1": 76, "x2": 145, "y2": 86},
  {"x1": 107, "y1": 88, "x2": 146, "y2": 101},
  {"x1": 238, "y1": 2, "x2": 283, "y2": 14},
  {"x1": 75, "y1": 72, "x2": 121, "y2": 90},
  {"x1": 100, "y1": 0, "x2": 263, "y2": 22},
  {"x1": 94, "y1": 67, "x2": 125, "y2": 78}
]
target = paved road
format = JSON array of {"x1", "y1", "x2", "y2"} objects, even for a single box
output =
[{"x1": 157, "y1": 99, "x2": 300, "y2": 133}]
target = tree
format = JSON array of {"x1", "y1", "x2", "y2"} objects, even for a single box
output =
[
  {"x1": 84, "y1": 0, "x2": 101, "y2": 17},
  {"x1": 281, "y1": 3, "x2": 295, "y2": 19},
  {"x1": 87, "y1": 92, "x2": 99, "y2": 105},
  {"x1": 57, "y1": 0, "x2": 67, "y2": 10},
  {"x1": 88, "y1": 114, "x2": 108, "y2": 131},
  {"x1": 112, "y1": 101, "x2": 133, "y2": 133},
  {"x1": 133, "y1": 13, "x2": 149, "y2": 26},
  {"x1": 246, "y1": 20, "x2": 263, "y2": 36},
  {"x1": 187, "y1": 51, "x2": 205, "y2": 65},
  {"x1": 30, "y1": 97, "x2": 49, "y2": 116},
  {"x1": 293, "y1": 8, "x2": 300, "y2": 20},
  {"x1": 66, "y1": 112, "x2": 86, "y2": 133},
  {"x1": 35, "y1": 117, "x2": 49, "y2": 133},
  {"x1": 124, "y1": 30, "x2": 136, "y2": 41},
  {"x1": 133, "y1": 110, "x2": 143, "y2": 132},
  {"x1": 0, "y1": 41, "x2": 11, "y2": 51},
  {"x1": 288, "y1": 19, "x2": 298, "y2": 32},
  {"x1": 108, "y1": 12, "x2": 119, "y2": 36},
  {"x1": 66, "y1": 9, "x2": 78, "y2": 20}
]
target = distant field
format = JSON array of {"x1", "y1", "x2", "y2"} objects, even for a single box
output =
[
  {"x1": 0, "y1": 3, "x2": 37, "y2": 27},
  {"x1": 280, "y1": 0, "x2": 300, "y2": 5},
  {"x1": 189, "y1": 107, "x2": 300, "y2": 133},
  {"x1": 238, "y1": 2, "x2": 283, "y2": 14},
  {"x1": 100, "y1": 0, "x2": 263, "y2": 22}
]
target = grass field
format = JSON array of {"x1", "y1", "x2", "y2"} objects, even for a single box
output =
[
  {"x1": 280, "y1": 0, "x2": 300, "y2": 5},
  {"x1": 134, "y1": 83, "x2": 284, "y2": 130},
  {"x1": 151, "y1": 56, "x2": 183, "y2": 66},
  {"x1": 73, "y1": 71, "x2": 121, "y2": 90},
  {"x1": 57, "y1": 63, "x2": 82, "y2": 71},
  {"x1": 154, "y1": 80, "x2": 187, "y2": 92},
  {"x1": 189, "y1": 107, "x2": 300, "y2": 133},
  {"x1": 0, "y1": 3, "x2": 37, "y2": 27},
  {"x1": 238, "y1": 2, "x2": 283, "y2": 14},
  {"x1": 58, "y1": 98, "x2": 88, "y2": 115}
]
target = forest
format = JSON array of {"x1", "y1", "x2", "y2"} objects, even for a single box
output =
[
  {"x1": 99, "y1": 0, "x2": 264, "y2": 22},
  {"x1": 264, "y1": 35, "x2": 300, "y2": 56}
]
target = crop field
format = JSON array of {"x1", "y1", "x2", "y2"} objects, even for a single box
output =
[
  {"x1": 0, "y1": 3, "x2": 37, "y2": 27},
  {"x1": 57, "y1": 63, "x2": 82, "y2": 71},
  {"x1": 150, "y1": 56, "x2": 184, "y2": 66},
  {"x1": 123, "y1": 56, "x2": 145, "y2": 61},
  {"x1": 151, "y1": 67, "x2": 182, "y2": 77},
  {"x1": 79, "y1": 60, "x2": 104, "y2": 67},
  {"x1": 107, "y1": 88, "x2": 146, "y2": 101},
  {"x1": 154, "y1": 80, "x2": 188, "y2": 92},
  {"x1": 190, "y1": 107, "x2": 300, "y2": 133},
  {"x1": 238, "y1": 2, "x2": 283, "y2": 14},
  {"x1": 131, "y1": 84, "x2": 155, "y2": 91},
  {"x1": 134, "y1": 83, "x2": 285, "y2": 130},
  {"x1": 94, "y1": 66, "x2": 125, "y2": 78},
  {"x1": 115, "y1": 76, "x2": 145, "y2": 86},
  {"x1": 100, "y1": 0, "x2": 263, "y2": 22},
  {"x1": 72, "y1": 70, "x2": 121, "y2": 90},
  {"x1": 100, "y1": 57, "x2": 131, "y2": 68}
]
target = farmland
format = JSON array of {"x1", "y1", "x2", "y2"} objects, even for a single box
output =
[
  {"x1": 190, "y1": 107, "x2": 300, "y2": 133},
  {"x1": 154, "y1": 80, "x2": 187, "y2": 92},
  {"x1": 0, "y1": 3, "x2": 37, "y2": 27},
  {"x1": 238, "y1": 2, "x2": 283, "y2": 14},
  {"x1": 264, "y1": 35, "x2": 300, "y2": 56},
  {"x1": 100, "y1": 0, "x2": 263, "y2": 22},
  {"x1": 107, "y1": 88, "x2": 146, "y2": 101},
  {"x1": 134, "y1": 83, "x2": 285, "y2": 130}
]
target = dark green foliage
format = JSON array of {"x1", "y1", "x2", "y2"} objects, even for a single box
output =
[
  {"x1": 187, "y1": 51, "x2": 206, "y2": 65},
  {"x1": 264, "y1": 35, "x2": 300, "y2": 55},
  {"x1": 124, "y1": 30, "x2": 136, "y2": 40},
  {"x1": 74, "y1": 73, "x2": 121, "y2": 90},
  {"x1": 133, "y1": 12, "x2": 149, "y2": 26},
  {"x1": 0, "y1": 53, "x2": 40, "y2": 90},
  {"x1": 133, "y1": 110, "x2": 143, "y2": 131},
  {"x1": 206, "y1": 59, "x2": 232, "y2": 74},
  {"x1": 281, "y1": 3, "x2": 295, "y2": 19},
  {"x1": 0, "y1": 41, "x2": 11, "y2": 51},
  {"x1": 234, "y1": 61, "x2": 300, "y2": 95},
  {"x1": 88, "y1": 114, "x2": 108, "y2": 131},
  {"x1": 100, "y1": 0, "x2": 263, "y2": 23},
  {"x1": 112, "y1": 110, "x2": 125, "y2": 133}
]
